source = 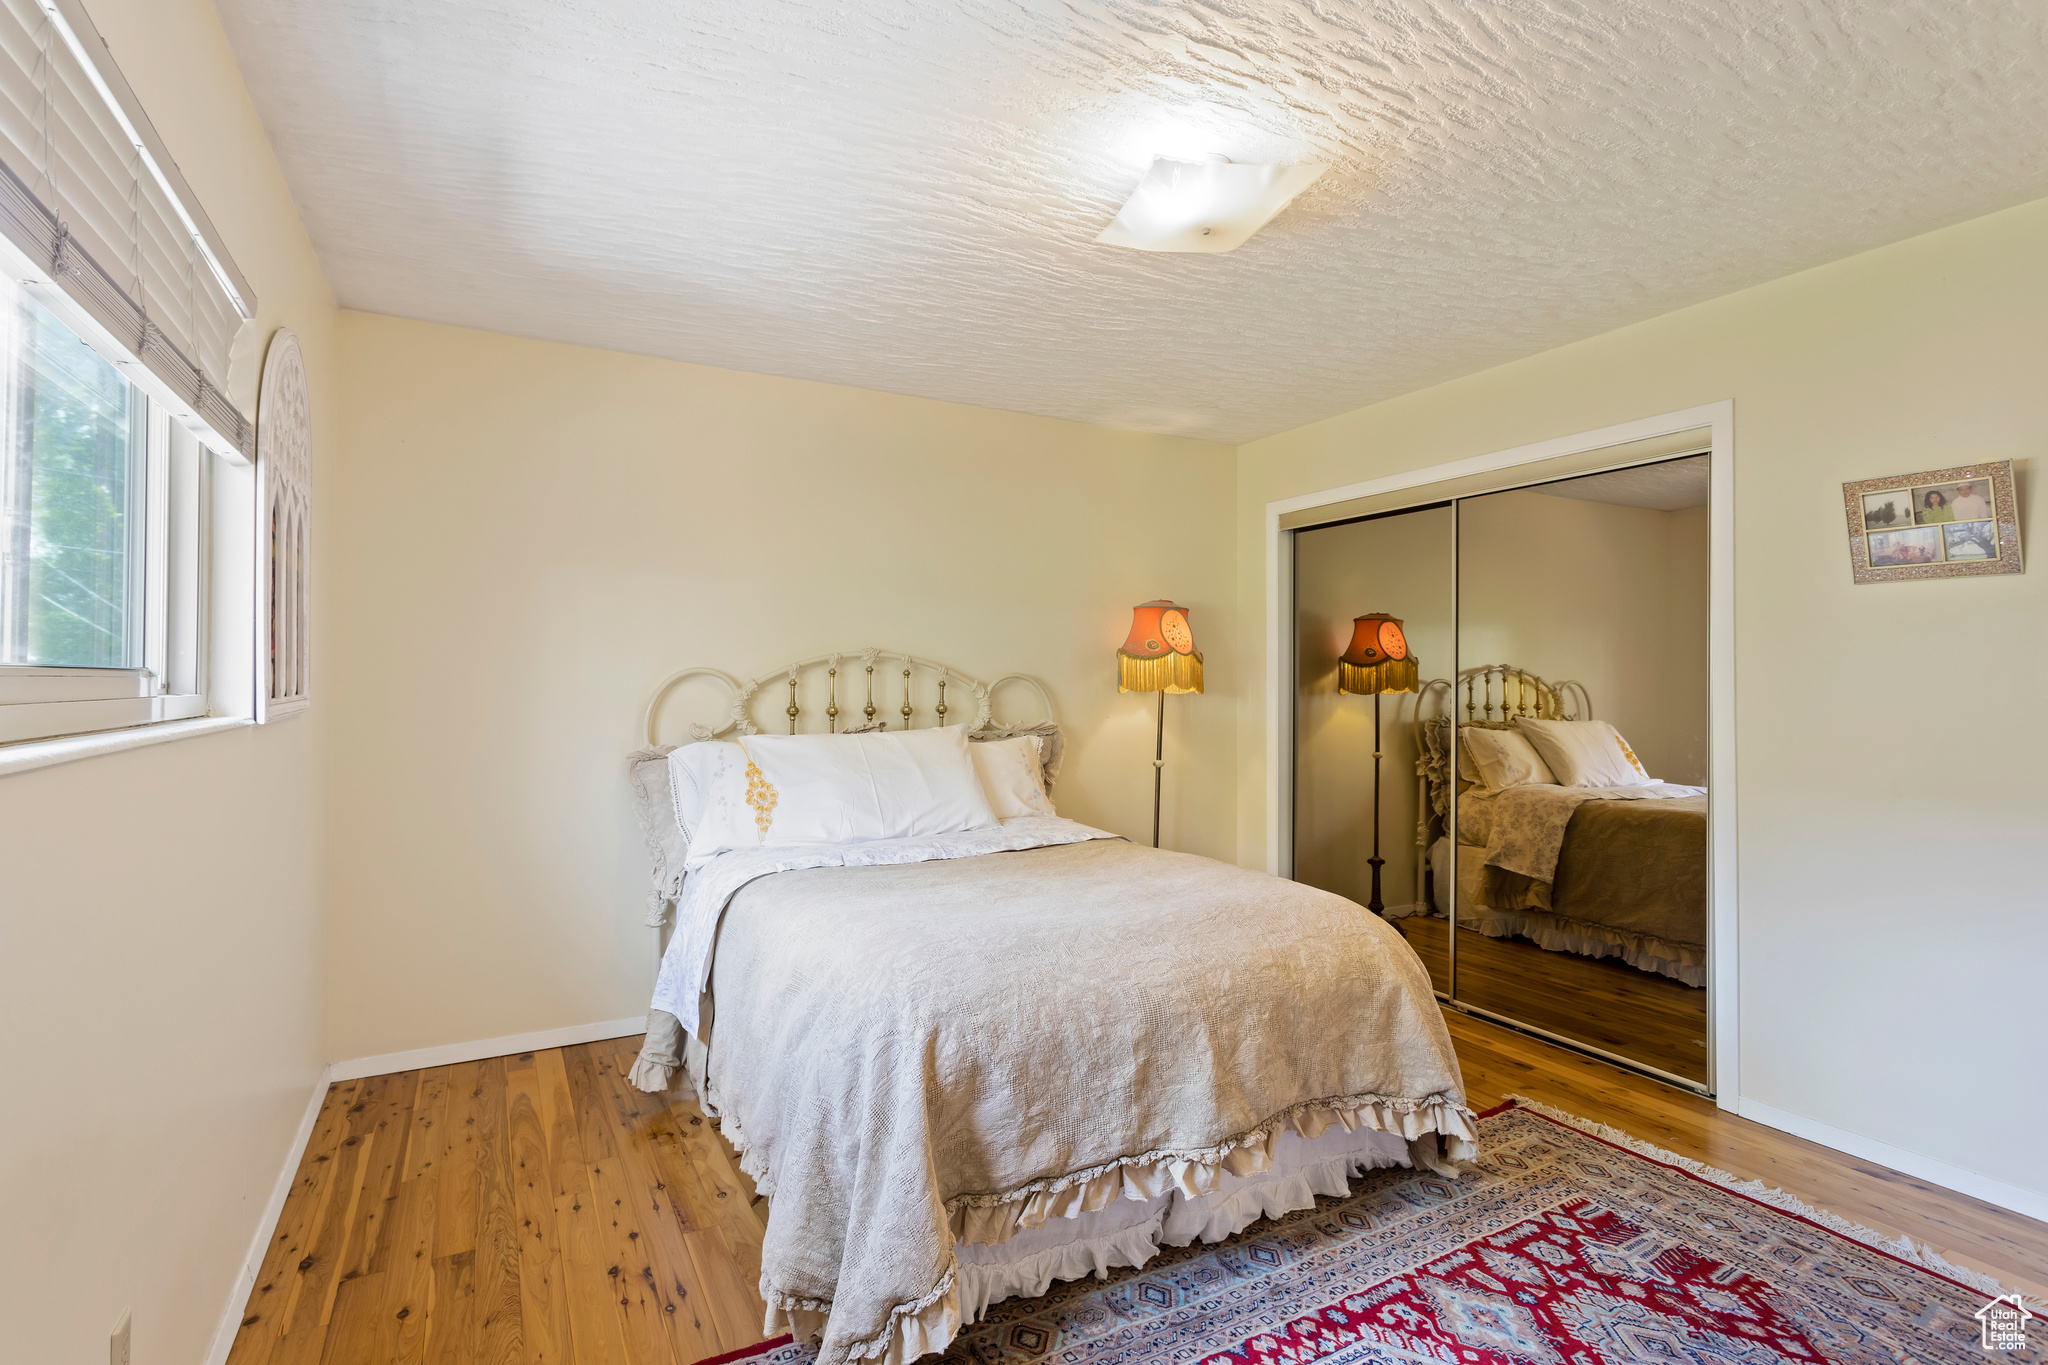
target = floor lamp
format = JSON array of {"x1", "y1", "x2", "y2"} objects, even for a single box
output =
[
  {"x1": 1116, "y1": 600, "x2": 1203, "y2": 848},
  {"x1": 1338, "y1": 613, "x2": 1418, "y2": 916}
]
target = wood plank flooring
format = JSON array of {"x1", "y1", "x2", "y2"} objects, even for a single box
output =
[
  {"x1": 228, "y1": 1022, "x2": 2046, "y2": 1365},
  {"x1": 1403, "y1": 912, "x2": 1709, "y2": 1083},
  {"x1": 224, "y1": 1041, "x2": 768, "y2": 1365},
  {"x1": 1445, "y1": 1010, "x2": 2048, "y2": 1300}
]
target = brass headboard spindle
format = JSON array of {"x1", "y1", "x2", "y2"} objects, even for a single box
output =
[
  {"x1": 864, "y1": 664, "x2": 877, "y2": 727},
  {"x1": 901, "y1": 668, "x2": 913, "y2": 729},
  {"x1": 936, "y1": 677, "x2": 948, "y2": 727},
  {"x1": 826, "y1": 664, "x2": 839, "y2": 732},
  {"x1": 1483, "y1": 670, "x2": 1494, "y2": 721},
  {"x1": 786, "y1": 673, "x2": 799, "y2": 734},
  {"x1": 1464, "y1": 676, "x2": 1475, "y2": 723}
]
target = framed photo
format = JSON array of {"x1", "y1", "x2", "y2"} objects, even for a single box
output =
[
  {"x1": 1866, "y1": 526, "x2": 1941, "y2": 567},
  {"x1": 1841, "y1": 460, "x2": 2022, "y2": 583}
]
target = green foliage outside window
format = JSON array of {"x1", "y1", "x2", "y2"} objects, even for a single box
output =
[{"x1": 1, "y1": 297, "x2": 140, "y2": 668}]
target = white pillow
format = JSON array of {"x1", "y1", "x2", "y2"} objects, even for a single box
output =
[
  {"x1": 1513, "y1": 718, "x2": 1654, "y2": 788},
  {"x1": 666, "y1": 740, "x2": 738, "y2": 849},
  {"x1": 969, "y1": 735, "x2": 1056, "y2": 819},
  {"x1": 1459, "y1": 727, "x2": 1556, "y2": 791},
  {"x1": 970, "y1": 722, "x2": 1064, "y2": 797},
  {"x1": 682, "y1": 724, "x2": 997, "y2": 865}
]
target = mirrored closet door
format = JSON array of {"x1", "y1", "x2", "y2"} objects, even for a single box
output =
[
  {"x1": 1294, "y1": 450, "x2": 1711, "y2": 1091},
  {"x1": 1294, "y1": 502, "x2": 1453, "y2": 995}
]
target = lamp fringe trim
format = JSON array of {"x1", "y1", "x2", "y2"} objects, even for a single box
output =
[
  {"x1": 1117, "y1": 650, "x2": 1203, "y2": 695},
  {"x1": 1338, "y1": 656, "x2": 1418, "y2": 696}
]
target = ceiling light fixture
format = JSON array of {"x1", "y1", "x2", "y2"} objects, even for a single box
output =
[{"x1": 1096, "y1": 154, "x2": 1326, "y2": 253}]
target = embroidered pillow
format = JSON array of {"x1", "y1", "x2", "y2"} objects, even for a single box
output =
[
  {"x1": 968, "y1": 735, "x2": 1056, "y2": 818},
  {"x1": 970, "y1": 721, "x2": 1064, "y2": 797},
  {"x1": 682, "y1": 724, "x2": 998, "y2": 865},
  {"x1": 1459, "y1": 726, "x2": 1557, "y2": 791},
  {"x1": 1455, "y1": 733, "x2": 1482, "y2": 785},
  {"x1": 1513, "y1": 717, "x2": 1654, "y2": 788},
  {"x1": 667, "y1": 740, "x2": 745, "y2": 854}
]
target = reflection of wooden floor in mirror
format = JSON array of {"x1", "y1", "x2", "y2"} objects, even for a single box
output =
[{"x1": 1400, "y1": 914, "x2": 1708, "y2": 1085}]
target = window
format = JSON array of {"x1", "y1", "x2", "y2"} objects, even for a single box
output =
[
  {"x1": 0, "y1": 0, "x2": 262, "y2": 755},
  {"x1": 2, "y1": 290, "x2": 143, "y2": 669},
  {"x1": 0, "y1": 280, "x2": 209, "y2": 741}
]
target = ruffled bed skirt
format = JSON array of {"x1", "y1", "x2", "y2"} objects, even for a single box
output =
[
  {"x1": 949, "y1": 1123, "x2": 1410, "y2": 1320},
  {"x1": 630, "y1": 1009, "x2": 1477, "y2": 1365},
  {"x1": 760, "y1": 1093, "x2": 1474, "y2": 1365},
  {"x1": 761, "y1": 1113, "x2": 1433, "y2": 1365},
  {"x1": 1442, "y1": 843, "x2": 1705, "y2": 986},
  {"x1": 1460, "y1": 903, "x2": 1706, "y2": 986}
]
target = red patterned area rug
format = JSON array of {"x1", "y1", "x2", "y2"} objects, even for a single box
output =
[{"x1": 703, "y1": 1098, "x2": 2027, "y2": 1365}]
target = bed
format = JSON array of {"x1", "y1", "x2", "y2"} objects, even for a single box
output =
[
  {"x1": 1415, "y1": 666, "x2": 1707, "y2": 986},
  {"x1": 622, "y1": 650, "x2": 1476, "y2": 1365}
]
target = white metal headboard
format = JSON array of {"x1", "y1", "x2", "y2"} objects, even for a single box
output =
[
  {"x1": 637, "y1": 648, "x2": 1056, "y2": 986},
  {"x1": 642, "y1": 647, "x2": 1055, "y2": 747},
  {"x1": 1408, "y1": 665, "x2": 1592, "y2": 910}
]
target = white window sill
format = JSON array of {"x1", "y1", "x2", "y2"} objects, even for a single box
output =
[{"x1": 0, "y1": 715, "x2": 252, "y2": 779}]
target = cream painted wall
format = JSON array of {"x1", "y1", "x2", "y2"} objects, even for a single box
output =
[
  {"x1": 324, "y1": 312, "x2": 1236, "y2": 1062},
  {"x1": 1237, "y1": 195, "x2": 2048, "y2": 1199},
  {"x1": 1460, "y1": 489, "x2": 1709, "y2": 785},
  {"x1": 0, "y1": 2, "x2": 337, "y2": 1363}
]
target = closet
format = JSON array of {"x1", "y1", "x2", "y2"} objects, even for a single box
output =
[{"x1": 1291, "y1": 440, "x2": 1713, "y2": 1092}]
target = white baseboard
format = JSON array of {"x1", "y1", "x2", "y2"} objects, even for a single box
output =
[
  {"x1": 328, "y1": 1015, "x2": 647, "y2": 1082},
  {"x1": 1738, "y1": 1097, "x2": 2048, "y2": 1225},
  {"x1": 203, "y1": 1065, "x2": 333, "y2": 1365}
]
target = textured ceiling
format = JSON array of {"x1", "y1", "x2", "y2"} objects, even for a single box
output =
[
  {"x1": 212, "y1": 0, "x2": 2048, "y2": 444},
  {"x1": 1532, "y1": 454, "x2": 1710, "y2": 510}
]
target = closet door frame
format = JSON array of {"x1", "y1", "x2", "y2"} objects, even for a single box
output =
[{"x1": 1265, "y1": 401, "x2": 1736, "y2": 1109}]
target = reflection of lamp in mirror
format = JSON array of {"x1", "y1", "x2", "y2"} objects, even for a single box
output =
[
  {"x1": 1116, "y1": 600, "x2": 1203, "y2": 849},
  {"x1": 1338, "y1": 613, "x2": 1419, "y2": 916}
]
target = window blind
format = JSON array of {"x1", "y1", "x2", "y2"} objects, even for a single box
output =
[{"x1": 0, "y1": 0, "x2": 254, "y2": 457}]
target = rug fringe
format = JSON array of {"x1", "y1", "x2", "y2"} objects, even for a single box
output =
[
  {"x1": 1500, "y1": 1095, "x2": 2015, "y2": 1298},
  {"x1": 687, "y1": 1335, "x2": 793, "y2": 1365}
]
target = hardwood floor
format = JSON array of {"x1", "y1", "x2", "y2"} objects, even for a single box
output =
[
  {"x1": 224, "y1": 1041, "x2": 769, "y2": 1365},
  {"x1": 1403, "y1": 912, "x2": 1709, "y2": 1083},
  {"x1": 1444, "y1": 1010, "x2": 2048, "y2": 1300},
  {"x1": 227, "y1": 1023, "x2": 2046, "y2": 1365}
]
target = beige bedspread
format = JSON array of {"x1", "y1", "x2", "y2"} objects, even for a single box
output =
[
  {"x1": 1464, "y1": 781, "x2": 1704, "y2": 885},
  {"x1": 1452, "y1": 787, "x2": 1708, "y2": 982},
  {"x1": 650, "y1": 838, "x2": 1473, "y2": 1365}
]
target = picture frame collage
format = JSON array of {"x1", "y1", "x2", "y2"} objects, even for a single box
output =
[{"x1": 1841, "y1": 460, "x2": 2023, "y2": 583}]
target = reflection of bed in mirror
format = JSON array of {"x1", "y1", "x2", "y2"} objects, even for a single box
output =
[{"x1": 1413, "y1": 666, "x2": 1707, "y2": 986}]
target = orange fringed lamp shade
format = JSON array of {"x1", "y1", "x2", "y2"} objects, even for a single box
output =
[
  {"x1": 1338, "y1": 613, "x2": 1418, "y2": 695},
  {"x1": 1117, "y1": 600, "x2": 1204, "y2": 694}
]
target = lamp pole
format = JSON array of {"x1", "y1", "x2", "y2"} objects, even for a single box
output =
[
  {"x1": 1367, "y1": 691, "x2": 1386, "y2": 915},
  {"x1": 1152, "y1": 690, "x2": 1165, "y2": 848}
]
